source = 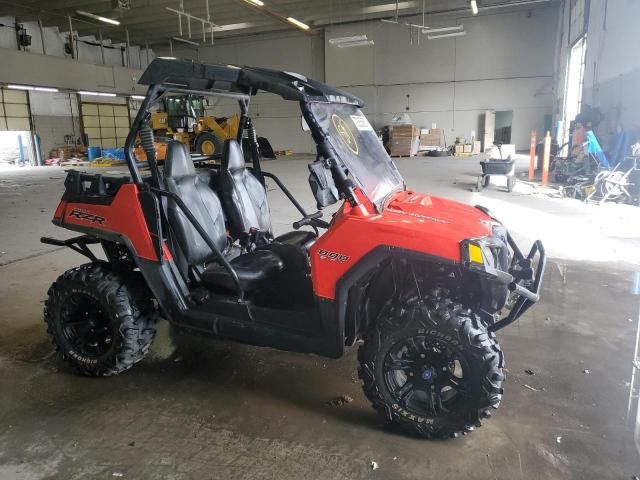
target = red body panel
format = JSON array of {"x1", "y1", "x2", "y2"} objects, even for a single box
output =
[
  {"x1": 310, "y1": 190, "x2": 494, "y2": 299},
  {"x1": 56, "y1": 184, "x2": 163, "y2": 262}
]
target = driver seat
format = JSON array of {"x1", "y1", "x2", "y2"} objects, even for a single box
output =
[
  {"x1": 219, "y1": 139, "x2": 316, "y2": 249},
  {"x1": 163, "y1": 140, "x2": 283, "y2": 292}
]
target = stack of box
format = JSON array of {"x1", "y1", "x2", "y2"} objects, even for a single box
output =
[
  {"x1": 419, "y1": 128, "x2": 443, "y2": 149},
  {"x1": 390, "y1": 125, "x2": 419, "y2": 157}
]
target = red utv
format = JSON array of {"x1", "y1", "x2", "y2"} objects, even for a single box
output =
[{"x1": 42, "y1": 58, "x2": 545, "y2": 439}]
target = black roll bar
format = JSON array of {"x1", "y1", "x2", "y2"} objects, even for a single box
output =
[{"x1": 149, "y1": 187, "x2": 244, "y2": 301}]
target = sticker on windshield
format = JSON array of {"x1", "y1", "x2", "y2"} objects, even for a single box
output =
[
  {"x1": 331, "y1": 114, "x2": 359, "y2": 155},
  {"x1": 350, "y1": 115, "x2": 373, "y2": 132}
]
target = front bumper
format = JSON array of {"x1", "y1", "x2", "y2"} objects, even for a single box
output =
[{"x1": 488, "y1": 235, "x2": 546, "y2": 332}]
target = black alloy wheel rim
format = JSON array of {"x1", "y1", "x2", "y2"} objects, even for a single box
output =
[
  {"x1": 383, "y1": 336, "x2": 471, "y2": 418},
  {"x1": 60, "y1": 292, "x2": 114, "y2": 358}
]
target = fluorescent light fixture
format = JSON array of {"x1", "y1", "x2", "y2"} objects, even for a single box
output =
[
  {"x1": 7, "y1": 84, "x2": 59, "y2": 93},
  {"x1": 422, "y1": 25, "x2": 464, "y2": 34},
  {"x1": 171, "y1": 36, "x2": 200, "y2": 46},
  {"x1": 244, "y1": 0, "x2": 264, "y2": 6},
  {"x1": 365, "y1": 1, "x2": 419, "y2": 14},
  {"x1": 79, "y1": 91, "x2": 117, "y2": 97},
  {"x1": 210, "y1": 22, "x2": 256, "y2": 32},
  {"x1": 470, "y1": 0, "x2": 479, "y2": 15},
  {"x1": 131, "y1": 95, "x2": 146, "y2": 100},
  {"x1": 76, "y1": 10, "x2": 120, "y2": 25},
  {"x1": 427, "y1": 30, "x2": 467, "y2": 40},
  {"x1": 329, "y1": 35, "x2": 374, "y2": 48},
  {"x1": 287, "y1": 17, "x2": 310, "y2": 30},
  {"x1": 380, "y1": 19, "x2": 400, "y2": 25}
]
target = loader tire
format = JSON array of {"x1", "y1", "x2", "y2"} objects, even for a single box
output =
[
  {"x1": 195, "y1": 132, "x2": 223, "y2": 156},
  {"x1": 358, "y1": 294, "x2": 504, "y2": 439},
  {"x1": 44, "y1": 262, "x2": 157, "y2": 377}
]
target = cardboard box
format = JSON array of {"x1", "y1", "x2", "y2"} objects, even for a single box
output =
[
  {"x1": 454, "y1": 145, "x2": 464, "y2": 154},
  {"x1": 390, "y1": 137, "x2": 419, "y2": 156},
  {"x1": 391, "y1": 124, "x2": 419, "y2": 139},
  {"x1": 473, "y1": 141, "x2": 482, "y2": 154},
  {"x1": 463, "y1": 144, "x2": 472, "y2": 153}
]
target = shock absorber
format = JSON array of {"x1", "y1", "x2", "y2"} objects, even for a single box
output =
[{"x1": 139, "y1": 122, "x2": 162, "y2": 187}]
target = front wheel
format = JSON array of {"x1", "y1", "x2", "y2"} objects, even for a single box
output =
[
  {"x1": 358, "y1": 296, "x2": 504, "y2": 439},
  {"x1": 44, "y1": 263, "x2": 157, "y2": 377}
]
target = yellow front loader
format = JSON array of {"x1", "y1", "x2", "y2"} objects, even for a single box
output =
[{"x1": 148, "y1": 95, "x2": 240, "y2": 158}]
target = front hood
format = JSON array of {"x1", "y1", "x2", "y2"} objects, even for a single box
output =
[{"x1": 385, "y1": 190, "x2": 495, "y2": 239}]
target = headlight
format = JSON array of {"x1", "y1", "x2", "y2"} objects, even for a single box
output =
[{"x1": 461, "y1": 232, "x2": 510, "y2": 274}]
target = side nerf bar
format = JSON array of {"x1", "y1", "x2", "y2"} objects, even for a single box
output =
[{"x1": 489, "y1": 237, "x2": 546, "y2": 332}]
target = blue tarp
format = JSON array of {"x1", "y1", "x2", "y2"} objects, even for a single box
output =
[{"x1": 585, "y1": 131, "x2": 609, "y2": 168}]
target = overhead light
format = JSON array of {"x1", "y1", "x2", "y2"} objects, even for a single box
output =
[
  {"x1": 470, "y1": 0, "x2": 479, "y2": 15},
  {"x1": 422, "y1": 25, "x2": 464, "y2": 34},
  {"x1": 287, "y1": 17, "x2": 310, "y2": 30},
  {"x1": 210, "y1": 22, "x2": 256, "y2": 32},
  {"x1": 79, "y1": 91, "x2": 117, "y2": 97},
  {"x1": 76, "y1": 10, "x2": 121, "y2": 25},
  {"x1": 7, "y1": 84, "x2": 33, "y2": 91},
  {"x1": 380, "y1": 19, "x2": 400, "y2": 25},
  {"x1": 329, "y1": 35, "x2": 374, "y2": 48},
  {"x1": 244, "y1": 0, "x2": 264, "y2": 6},
  {"x1": 171, "y1": 36, "x2": 200, "y2": 46},
  {"x1": 427, "y1": 31, "x2": 467, "y2": 40},
  {"x1": 7, "y1": 84, "x2": 59, "y2": 92},
  {"x1": 131, "y1": 95, "x2": 146, "y2": 100},
  {"x1": 365, "y1": 1, "x2": 418, "y2": 14}
]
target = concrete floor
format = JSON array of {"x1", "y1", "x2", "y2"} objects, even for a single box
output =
[{"x1": 1, "y1": 156, "x2": 639, "y2": 479}]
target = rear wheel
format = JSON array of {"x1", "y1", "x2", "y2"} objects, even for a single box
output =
[
  {"x1": 358, "y1": 294, "x2": 504, "y2": 439},
  {"x1": 195, "y1": 132, "x2": 223, "y2": 156},
  {"x1": 507, "y1": 175, "x2": 515, "y2": 192},
  {"x1": 44, "y1": 263, "x2": 157, "y2": 377}
]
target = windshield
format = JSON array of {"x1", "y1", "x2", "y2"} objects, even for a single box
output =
[{"x1": 309, "y1": 103, "x2": 404, "y2": 209}]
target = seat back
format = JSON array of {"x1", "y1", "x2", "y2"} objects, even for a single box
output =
[
  {"x1": 219, "y1": 139, "x2": 271, "y2": 236},
  {"x1": 164, "y1": 141, "x2": 227, "y2": 268}
]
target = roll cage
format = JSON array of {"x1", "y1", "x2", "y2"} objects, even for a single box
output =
[{"x1": 125, "y1": 57, "x2": 364, "y2": 207}]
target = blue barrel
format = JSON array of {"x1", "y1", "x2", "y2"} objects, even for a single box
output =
[{"x1": 87, "y1": 146, "x2": 102, "y2": 161}]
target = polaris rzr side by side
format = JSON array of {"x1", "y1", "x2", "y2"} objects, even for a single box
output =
[{"x1": 42, "y1": 58, "x2": 545, "y2": 439}]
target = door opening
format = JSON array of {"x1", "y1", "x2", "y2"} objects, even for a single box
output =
[
  {"x1": 494, "y1": 110, "x2": 513, "y2": 144},
  {"x1": 561, "y1": 35, "x2": 587, "y2": 154}
]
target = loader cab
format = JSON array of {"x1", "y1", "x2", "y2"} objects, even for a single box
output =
[{"x1": 164, "y1": 95, "x2": 205, "y2": 130}]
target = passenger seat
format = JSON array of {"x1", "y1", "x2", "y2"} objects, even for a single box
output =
[{"x1": 218, "y1": 139, "x2": 316, "y2": 249}]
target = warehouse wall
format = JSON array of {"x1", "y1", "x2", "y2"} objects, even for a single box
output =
[
  {"x1": 580, "y1": 0, "x2": 640, "y2": 136},
  {"x1": 165, "y1": 32, "x2": 325, "y2": 153},
  {"x1": 325, "y1": 5, "x2": 558, "y2": 150},
  {"x1": 0, "y1": 48, "x2": 147, "y2": 94},
  {"x1": 0, "y1": 16, "x2": 154, "y2": 68}
]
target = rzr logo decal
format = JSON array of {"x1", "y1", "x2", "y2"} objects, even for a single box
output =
[
  {"x1": 318, "y1": 249, "x2": 350, "y2": 263},
  {"x1": 68, "y1": 208, "x2": 106, "y2": 225}
]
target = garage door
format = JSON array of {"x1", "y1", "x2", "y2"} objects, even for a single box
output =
[
  {"x1": 82, "y1": 102, "x2": 130, "y2": 149},
  {"x1": 0, "y1": 88, "x2": 31, "y2": 131}
]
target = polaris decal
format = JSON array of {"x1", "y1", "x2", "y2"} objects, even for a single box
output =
[
  {"x1": 318, "y1": 249, "x2": 350, "y2": 263},
  {"x1": 68, "y1": 208, "x2": 106, "y2": 225}
]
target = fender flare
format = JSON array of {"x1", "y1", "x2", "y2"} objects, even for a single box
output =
[{"x1": 334, "y1": 246, "x2": 458, "y2": 346}]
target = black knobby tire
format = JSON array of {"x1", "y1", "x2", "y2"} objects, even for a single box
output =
[
  {"x1": 483, "y1": 175, "x2": 491, "y2": 188},
  {"x1": 507, "y1": 175, "x2": 515, "y2": 192},
  {"x1": 44, "y1": 263, "x2": 157, "y2": 377},
  {"x1": 195, "y1": 132, "x2": 223, "y2": 156},
  {"x1": 358, "y1": 295, "x2": 504, "y2": 439}
]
